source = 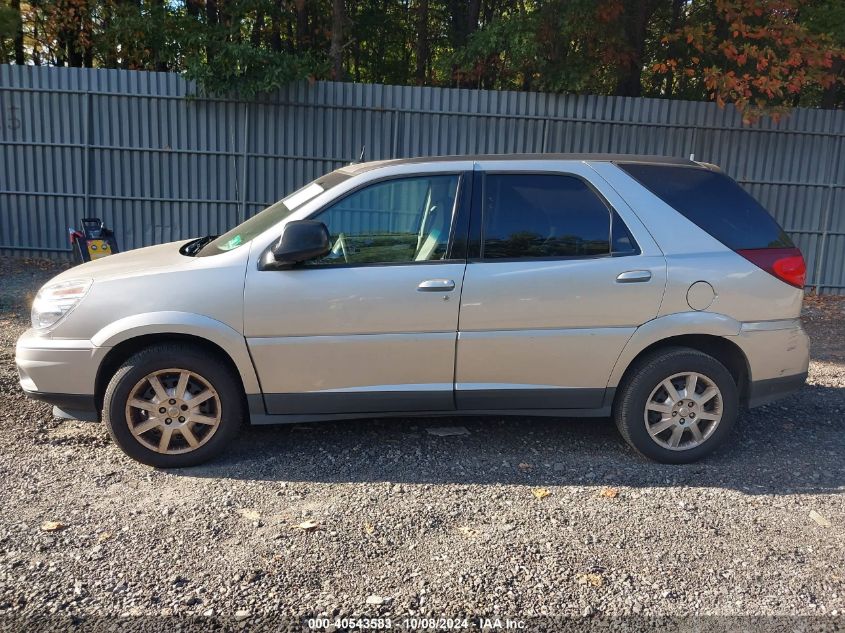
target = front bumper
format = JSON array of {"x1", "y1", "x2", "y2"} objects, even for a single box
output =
[
  {"x1": 21, "y1": 390, "x2": 100, "y2": 421},
  {"x1": 16, "y1": 329, "x2": 105, "y2": 422}
]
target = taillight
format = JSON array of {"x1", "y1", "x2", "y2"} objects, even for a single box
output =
[{"x1": 736, "y1": 247, "x2": 806, "y2": 289}]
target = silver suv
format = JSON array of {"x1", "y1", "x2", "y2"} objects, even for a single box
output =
[{"x1": 16, "y1": 155, "x2": 810, "y2": 467}]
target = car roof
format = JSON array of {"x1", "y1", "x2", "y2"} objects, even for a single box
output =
[{"x1": 337, "y1": 153, "x2": 703, "y2": 176}]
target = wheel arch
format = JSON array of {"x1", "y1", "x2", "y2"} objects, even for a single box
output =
[
  {"x1": 92, "y1": 312, "x2": 261, "y2": 412},
  {"x1": 606, "y1": 312, "x2": 752, "y2": 407},
  {"x1": 611, "y1": 334, "x2": 751, "y2": 407}
]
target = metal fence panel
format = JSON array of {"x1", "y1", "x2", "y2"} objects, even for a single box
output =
[{"x1": 0, "y1": 65, "x2": 843, "y2": 293}]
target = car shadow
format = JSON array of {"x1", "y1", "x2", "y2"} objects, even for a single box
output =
[{"x1": 180, "y1": 382, "x2": 845, "y2": 495}]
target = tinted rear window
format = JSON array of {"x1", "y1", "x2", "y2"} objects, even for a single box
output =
[{"x1": 619, "y1": 164, "x2": 793, "y2": 250}]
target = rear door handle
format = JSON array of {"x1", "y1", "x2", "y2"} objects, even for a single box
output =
[
  {"x1": 616, "y1": 270, "x2": 652, "y2": 283},
  {"x1": 417, "y1": 279, "x2": 456, "y2": 292}
]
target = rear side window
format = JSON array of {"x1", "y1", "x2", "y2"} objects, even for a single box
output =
[
  {"x1": 482, "y1": 174, "x2": 623, "y2": 259},
  {"x1": 619, "y1": 164, "x2": 793, "y2": 250}
]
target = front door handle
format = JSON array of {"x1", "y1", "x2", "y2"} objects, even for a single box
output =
[
  {"x1": 417, "y1": 279, "x2": 456, "y2": 292},
  {"x1": 616, "y1": 270, "x2": 652, "y2": 283}
]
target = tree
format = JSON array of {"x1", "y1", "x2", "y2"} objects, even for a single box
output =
[
  {"x1": 10, "y1": 0, "x2": 24, "y2": 63},
  {"x1": 1, "y1": 0, "x2": 843, "y2": 115},
  {"x1": 414, "y1": 0, "x2": 429, "y2": 84},
  {"x1": 803, "y1": 0, "x2": 845, "y2": 109},
  {"x1": 615, "y1": 0, "x2": 662, "y2": 97},
  {"x1": 0, "y1": 1, "x2": 22, "y2": 64},
  {"x1": 653, "y1": 0, "x2": 844, "y2": 121},
  {"x1": 330, "y1": 0, "x2": 347, "y2": 80}
]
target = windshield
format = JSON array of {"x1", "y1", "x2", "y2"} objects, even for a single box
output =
[{"x1": 196, "y1": 170, "x2": 351, "y2": 256}]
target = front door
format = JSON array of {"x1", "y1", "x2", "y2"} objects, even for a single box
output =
[
  {"x1": 456, "y1": 165, "x2": 666, "y2": 410},
  {"x1": 244, "y1": 172, "x2": 469, "y2": 415}
]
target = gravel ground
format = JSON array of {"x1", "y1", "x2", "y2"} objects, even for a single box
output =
[{"x1": 0, "y1": 257, "x2": 843, "y2": 631}]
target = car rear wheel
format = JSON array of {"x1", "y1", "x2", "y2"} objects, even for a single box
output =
[
  {"x1": 103, "y1": 344, "x2": 243, "y2": 467},
  {"x1": 613, "y1": 347, "x2": 739, "y2": 463}
]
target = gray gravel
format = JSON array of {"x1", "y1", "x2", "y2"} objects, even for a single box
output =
[{"x1": 0, "y1": 257, "x2": 844, "y2": 630}]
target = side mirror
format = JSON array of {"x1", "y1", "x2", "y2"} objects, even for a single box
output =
[{"x1": 260, "y1": 220, "x2": 331, "y2": 270}]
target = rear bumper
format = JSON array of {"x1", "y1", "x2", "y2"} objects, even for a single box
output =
[
  {"x1": 747, "y1": 372, "x2": 807, "y2": 408},
  {"x1": 736, "y1": 319, "x2": 810, "y2": 408}
]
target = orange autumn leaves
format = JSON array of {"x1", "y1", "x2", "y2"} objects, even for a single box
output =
[{"x1": 654, "y1": 0, "x2": 843, "y2": 122}]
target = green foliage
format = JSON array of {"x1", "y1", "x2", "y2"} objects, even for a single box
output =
[
  {"x1": 7, "y1": 0, "x2": 845, "y2": 113},
  {"x1": 0, "y1": 3, "x2": 21, "y2": 63},
  {"x1": 804, "y1": 0, "x2": 845, "y2": 44},
  {"x1": 96, "y1": 1, "x2": 183, "y2": 70},
  {"x1": 346, "y1": 0, "x2": 414, "y2": 84},
  {"x1": 184, "y1": 42, "x2": 313, "y2": 99}
]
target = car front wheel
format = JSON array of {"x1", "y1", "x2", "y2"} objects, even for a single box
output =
[
  {"x1": 103, "y1": 344, "x2": 243, "y2": 467},
  {"x1": 613, "y1": 347, "x2": 739, "y2": 463}
]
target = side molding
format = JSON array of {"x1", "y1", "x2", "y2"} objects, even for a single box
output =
[{"x1": 91, "y1": 311, "x2": 262, "y2": 394}]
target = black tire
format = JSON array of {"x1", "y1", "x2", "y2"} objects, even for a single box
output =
[
  {"x1": 103, "y1": 344, "x2": 244, "y2": 468},
  {"x1": 613, "y1": 347, "x2": 739, "y2": 464}
]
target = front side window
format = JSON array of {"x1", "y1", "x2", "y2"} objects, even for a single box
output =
[
  {"x1": 481, "y1": 174, "x2": 613, "y2": 259},
  {"x1": 311, "y1": 174, "x2": 460, "y2": 265}
]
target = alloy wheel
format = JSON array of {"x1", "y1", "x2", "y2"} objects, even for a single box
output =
[
  {"x1": 124, "y1": 368, "x2": 222, "y2": 454},
  {"x1": 643, "y1": 371, "x2": 723, "y2": 451}
]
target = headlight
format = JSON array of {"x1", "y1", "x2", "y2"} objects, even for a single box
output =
[{"x1": 31, "y1": 278, "x2": 93, "y2": 330}]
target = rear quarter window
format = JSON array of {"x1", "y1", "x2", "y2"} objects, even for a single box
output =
[{"x1": 619, "y1": 163, "x2": 793, "y2": 250}]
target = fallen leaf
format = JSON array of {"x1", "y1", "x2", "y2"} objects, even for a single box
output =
[
  {"x1": 363, "y1": 521, "x2": 375, "y2": 535},
  {"x1": 531, "y1": 487, "x2": 550, "y2": 499},
  {"x1": 599, "y1": 487, "x2": 619, "y2": 499},
  {"x1": 426, "y1": 426, "x2": 469, "y2": 437},
  {"x1": 41, "y1": 521, "x2": 67, "y2": 532},
  {"x1": 238, "y1": 509, "x2": 261, "y2": 521},
  {"x1": 97, "y1": 531, "x2": 112, "y2": 543},
  {"x1": 457, "y1": 526, "x2": 476, "y2": 537},
  {"x1": 809, "y1": 510, "x2": 831, "y2": 528},
  {"x1": 366, "y1": 595, "x2": 386, "y2": 605},
  {"x1": 518, "y1": 463, "x2": 533, "y2": 472},
  {"x1": 576, "y1": 573, "x2": 604, "y2": 588},
  {"x1": 293, "y1": 520, "x2": 320, "y2": 531}
]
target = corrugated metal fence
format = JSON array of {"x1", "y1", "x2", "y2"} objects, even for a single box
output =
[{"x1": 1, "y1": 65, "x2": 843, "y2": 292}]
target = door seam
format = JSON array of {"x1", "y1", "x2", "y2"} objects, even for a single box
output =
[{"x1": 452, "y1": 261, "x2": 469, "y2": 410}]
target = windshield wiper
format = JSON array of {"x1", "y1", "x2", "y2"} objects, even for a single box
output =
[{"x1": 180, "y1": 235, "x2": 218, "y2": 257}]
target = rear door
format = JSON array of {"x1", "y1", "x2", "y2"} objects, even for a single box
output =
[
  {"x1": 455, "y1": 162, "x2": 666, "y2": 410},
  {"x1": 244, "y1": 170, "x2": 471, "y2": 415}
]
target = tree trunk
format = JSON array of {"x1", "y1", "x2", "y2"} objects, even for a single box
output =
[
  {"x1": 269, "y1": 0, "x2": 283, "y2": 52},
  {"x1": 467, "y1": 0, "x2": 481, "y2": 34},
  {"x1": 820, "y1": 59, "x2": 844, "y2": 110},
  {"x1": 31, "y1": 5, "x2": 41, "y2": 66},
  {"x1": 330, "y1": 0, "x2": 347, "y2": 80},
  {"x1": 664, "y1": 0, "x2": 683, "y2": 96},
  {"x1": 206, "y1": 0, "x2": 219, "y2": 62},
  {"x1": 294, "y1": 0, "x2": 308, "y2": 52},
  {"x1": 251, "y1": 9, "x2": 265, "y2": 47},
  {"x1": 146, "y1": 0, "x2": 167, "y2": 70},
  {"x1": 82, "y1": 0, "x2": 94, "y2": 68},
  {"x1": 614, "y1": 0, "x2": 654, "y2": 97},
  {"x1": 415, "y1": 0, "x2": 429, "y2": 85},
  {"x1": 11, "y1": 0, "x2": 24, "y2": 64},
  {"x1": 447, "y1": 0, "x2": 480, "y2": 47}
]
